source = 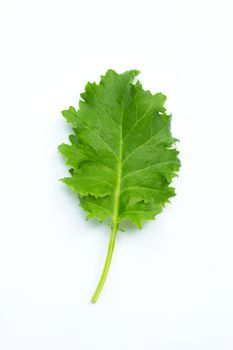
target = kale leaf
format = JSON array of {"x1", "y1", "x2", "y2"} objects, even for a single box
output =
[{"x1": 58, "y1": 69, "x2": 180, "y2": 302}]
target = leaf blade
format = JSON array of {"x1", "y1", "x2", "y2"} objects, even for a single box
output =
[{"x1": 59, "y1": 69, "x2": 180, "y2": 227}]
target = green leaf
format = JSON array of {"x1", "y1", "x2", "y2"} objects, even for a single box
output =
[{"x1": 58, "y1": 69, "x2": 181, "y2": 302}]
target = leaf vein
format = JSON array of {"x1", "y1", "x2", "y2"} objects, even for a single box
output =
[
  {"x1": 122, "y1": 122, "x2": 169, "y2": 165},
  {"x1": 121, "y1": 186, "x2": 165, "y2": 194},
  {"x1": 79, "y1": 120, "x2": 119, "y2": 160},
  {"x1": 89, "y1": 85, "x2": 120, "y2": 128},
  {"x1": 123, "y1": 99, "x2": 154, "y2": 141},
  {"x1": 122, "y1": 160, "x2": 174, "y2": 180}
]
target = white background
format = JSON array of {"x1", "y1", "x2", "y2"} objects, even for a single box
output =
[{"x1": 0, "y1": 0, "x2": 233, "y2": 349}]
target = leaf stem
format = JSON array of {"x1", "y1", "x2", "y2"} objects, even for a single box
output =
[
  {"x1": 91, "y1": 222, "x2": 118, "y2": 303},
  {"x1": 91, "y1": 92, "x2": 125, "y2": 303}
]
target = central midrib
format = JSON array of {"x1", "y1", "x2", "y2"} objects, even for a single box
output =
[
  {"x1": 90, "y1": 82, "x2": 130, "y2": 302},
  {"x1": 112, "y1": 101, "x2": 124, "y2": 230}
]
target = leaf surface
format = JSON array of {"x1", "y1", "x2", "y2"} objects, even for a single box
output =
[{"x1": 59, "y1": 69, "x2": 180, "y2": 228}]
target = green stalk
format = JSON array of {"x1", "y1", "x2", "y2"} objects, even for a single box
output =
[
  {"x1": 91, "y1": 223, "x2": 118, "y2": 303},
  {"x1": 91, "y1": 99, "x2": 124, "y2": 303}
]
